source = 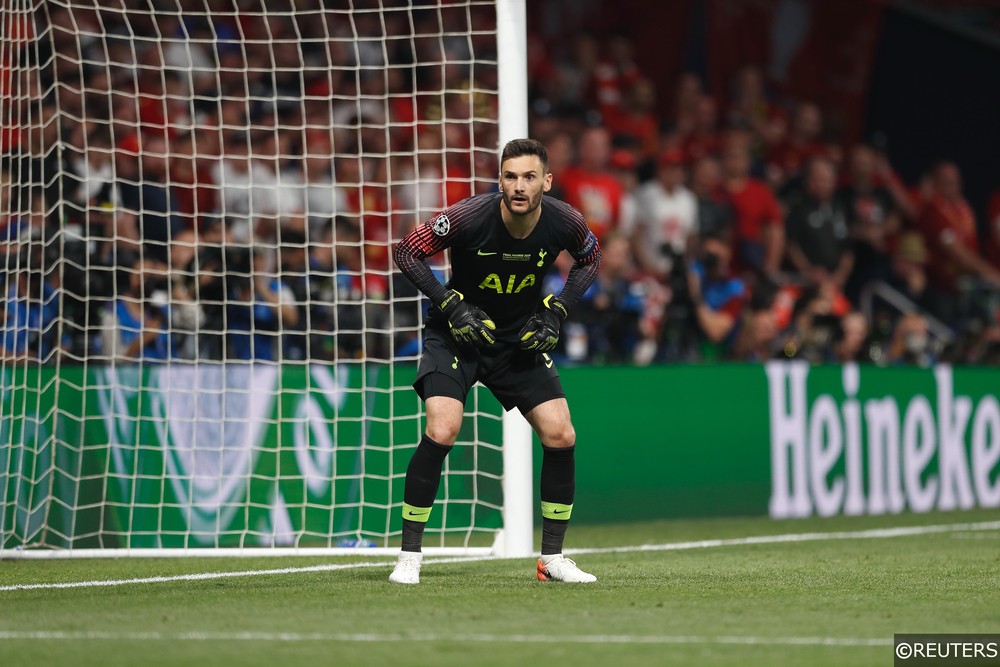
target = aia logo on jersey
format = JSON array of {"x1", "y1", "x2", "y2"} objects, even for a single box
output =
[{"x1": 432, "y1": 214, "x2": 450, "y2": 236}]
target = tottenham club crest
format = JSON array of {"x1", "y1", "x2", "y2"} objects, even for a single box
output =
[{"x1": 432, "y1": 213, "x2": 450, "y2": 236}]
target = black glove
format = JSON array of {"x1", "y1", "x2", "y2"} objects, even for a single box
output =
[
  {"x1": 518, "y1": 294, "x2": 567, "y2": 352},
  {"x1": 440, "y1": 290, "x2": 496, "y2": 347}
]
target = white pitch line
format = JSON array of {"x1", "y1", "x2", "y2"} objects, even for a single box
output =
[
  {"x1": 565, "y1": 520, "x2": 1000, "y2": 556},
  {"x1": 0, "y1": 555, "x2": 492, "y2": 593},
  {"x1": 2, "y1": 519, "x2": 998, "y2": 594},
  {"x1": 0, "y1": 630, "x2": 891, "y2": 648}
]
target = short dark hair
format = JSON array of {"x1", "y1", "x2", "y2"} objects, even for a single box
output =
[{"x1": 500, "y1": 138, "x2": 548, "y2": 172}]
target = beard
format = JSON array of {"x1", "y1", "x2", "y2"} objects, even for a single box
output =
[{"x1": 501, "y1": 188, "x2": 543, "y2": 216}]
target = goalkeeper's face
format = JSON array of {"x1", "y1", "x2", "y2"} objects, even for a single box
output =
[{"x1": 500, "y1": 155, "x2": 552, "y2": 218}]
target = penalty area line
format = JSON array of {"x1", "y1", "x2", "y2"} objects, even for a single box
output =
[
  {"x1": 2, "y1": 520, "x2": 997, "y2": 593},
  {"x1": 0, "y1": 630, "x2": 891, "y2": 647}
]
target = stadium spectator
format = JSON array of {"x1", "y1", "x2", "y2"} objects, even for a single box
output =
[
  {"x1": 250, "y1": 118, "x2": 308, "y2": 239},
  {"x1": 886, "y1": 312, "x2": 935, "y2": 366},
  {"x1": 561, "y1": 125, "x2": 625, "y2": 240},
  {"x1": 608, "y1": 147, "x2": 640, "y2": 239},
  {"x1": 64, "y1": 125, "x2": 118, "y2": 219},
  {"x1": 605, "y1": 76, "x2": 659, "y2": 160},
  {"x1": 116, "y1": 131, "x2": 182, "y2": 264},
  {"x1": 630, "y1": 148, "x2": 698, "y2": 283},
  {"x1": 721, "y1": 131, "x2": 784, "y2": 278},
  {"x1": 834, "y1": 311, "x2": 870, "y2": 363},
  {"x1": 784, "y1": 157, "x2": 853, "y2": 291},
  {"x1": 100, "y1": 257, "x2": 174, "y2": 362},
  {"x1": 686, "y1": 234, "x2": 747, "y2": 359},
  {"x1": 671, "y1": 94, "x2": 724, "y2": 165},
  {"x1": 226, "y1": 248, "x2": 300, "y2": 362},
  {"x1": 726, "y1": 65, "x2": 785, "y2": 147},
  {"x1": 690, "y1": 155, "x2": 733, "y2": 244},
  {"x1": 2, "y1": 235, "x2": 61, "y2": 363},
  {"x1": 213, "y1": 130, "x2": 282, "y2": 244},
  {"x1": 572, "y1": 232, "x2": 648, "y2": 364},
  {"x1": 295, "y1": 129, "x2": 346, "y2": 241},
  {"x1": 767, "y1": 101, "x2": 830, "y2": 194},
  {"x1": 590, "y1": 32, "x2": 643, "y2": 123},
  {"x1": 541, "y1": 130, "x2": 575, "y2": 201},
  {"x1": 734, "y1": 282, "x2": 780, "y2": 362},
  {"x1": 168, "y1": 128, "x2": 218, "y2": 231},
  {"x1": 917, "y1": 162, "x2": 1000, "y2": 324},
  {"x1": 838, "y1": 145, "x2": 904, "y2": 301}
]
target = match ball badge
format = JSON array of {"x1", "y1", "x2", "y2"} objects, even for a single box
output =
[{"x1": 432, "y1": 214, "x2": 451, "y2": 236}]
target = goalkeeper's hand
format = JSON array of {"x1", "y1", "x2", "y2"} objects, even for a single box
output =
[
  {"x1": 518, "y1": 294, "x2": 568, "y2": 352},
  {"x1": 440, "y1": 290, "x2": 496, "y2": 347}
]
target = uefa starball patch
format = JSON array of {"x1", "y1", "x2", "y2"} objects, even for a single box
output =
[{"x1": 432, "y1": 213, "x2": 450, "y2": 236}]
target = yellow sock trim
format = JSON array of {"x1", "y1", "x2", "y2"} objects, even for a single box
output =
[
  {"x1": 541, "y1": 501, "x2": 573, "y2": 520},
  {"x1": 402, "y1": 503, "x2": 433, "y2": 523}
]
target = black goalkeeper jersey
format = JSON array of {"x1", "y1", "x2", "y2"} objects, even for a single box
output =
[{"x1": 394, "y1": 192, "x2": 601, "y2": 343}]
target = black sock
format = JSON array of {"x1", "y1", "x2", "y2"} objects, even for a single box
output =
[
  {"x1": 400, "y1": 434, "x2": 452, "y2": 553},
  {"x1": 541, "y1": 518, "x2": 569, "y2": 557},
  {"x1": 540, "y1": 444, "x2": 575, "y2": 555}
]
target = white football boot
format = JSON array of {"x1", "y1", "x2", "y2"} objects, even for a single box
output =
[
  {"x1": 536, "y1": 554, "x2": 597, "y2": 583},
  {"x1": 389, "y1": 551, "x2": 423, "y2": 585}
]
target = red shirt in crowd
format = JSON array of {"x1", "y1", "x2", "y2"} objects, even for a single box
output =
[
  {"x1": 726, "y1": 178, "x2": 782, "y2": 244},
  {"x1": 560, "y1": 166, "x2": 624, "y2": 241},
  {"x1": 919, "y1": 194, "x2": 979, "y2": 291}
]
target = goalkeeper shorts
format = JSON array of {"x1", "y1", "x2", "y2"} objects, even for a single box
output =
[{"x1": 413, "y1": 327, "x2": 564, "y2": 414}]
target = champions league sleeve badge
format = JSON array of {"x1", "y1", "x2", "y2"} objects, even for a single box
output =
[{"x1": 432, "y1": 213, "x2": 451, "y2": 236}]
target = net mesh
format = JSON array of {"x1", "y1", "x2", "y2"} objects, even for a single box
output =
[{"x1": 1, "y1": 0, "x2": 505, "y2": 552}]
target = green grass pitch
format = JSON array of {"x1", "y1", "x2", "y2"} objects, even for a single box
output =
[{"x1": 2, "y1": 509, "x2": 998, "y2": 667}]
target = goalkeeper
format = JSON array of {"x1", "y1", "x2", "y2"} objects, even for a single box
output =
[{"x1": 390, "y1": 138, "x2": 602, "y2": 585}]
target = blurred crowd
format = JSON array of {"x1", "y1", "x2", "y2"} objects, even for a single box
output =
[
  {"x1": 2, "y1": 2, "x2": 1000, "y2": 367},
  {"x1": 527, "y1": 32, "x2": 1000, "y2": 366},
  {"x1": 2, "y1": 0, "x2": 499, "y2": 364}
]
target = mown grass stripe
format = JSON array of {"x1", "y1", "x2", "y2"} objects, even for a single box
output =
[{"x1": 0, "y1": 630, "x2": 891, "y2": 647}]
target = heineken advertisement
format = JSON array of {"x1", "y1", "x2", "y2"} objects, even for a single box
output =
[
  {"x1": 555, "y1": 362, "x2": 1000, "y2": 522},
  {"x1": 3, "y1": 362, "x2": 999, "y2": 549},
  {"x1": 0, "y1": 364, "x2": 503, "y2": 550}
]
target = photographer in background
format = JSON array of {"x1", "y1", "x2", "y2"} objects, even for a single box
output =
[
  {"x1": 686, "y1": 233, "x2": 747, "y2": 360},
  {"x1": 100, "y1": 256, "x2": 174, "y2": 362}
]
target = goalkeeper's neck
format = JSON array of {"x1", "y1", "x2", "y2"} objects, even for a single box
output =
[{"x1": 499, "y1": 199, "x2": 542, "y2": 240}]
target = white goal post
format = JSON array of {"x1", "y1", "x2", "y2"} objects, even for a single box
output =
[{"x1": 0, "y1": 0, "x2": 533, "y2": 559}]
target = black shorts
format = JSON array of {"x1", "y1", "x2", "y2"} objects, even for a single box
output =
[{"x1": 413, "y1": 327, "x2": 565, "y2": 414}]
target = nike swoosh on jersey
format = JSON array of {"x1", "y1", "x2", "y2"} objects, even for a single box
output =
[{"x1": 477, "y1": 249, "x2": 498, "y2": 256}]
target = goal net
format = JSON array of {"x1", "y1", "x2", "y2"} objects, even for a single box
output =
[{"x1": 1, "y1": 0, "x2": 529, "y2": 557}]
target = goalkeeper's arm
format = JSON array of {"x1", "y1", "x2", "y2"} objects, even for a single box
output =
[
  {"x1": 393, "y1": 222, "x2": 496, "y2": 347},
  {"x1": 393, "y1": 225, "x2": 451, "y2": 308}
]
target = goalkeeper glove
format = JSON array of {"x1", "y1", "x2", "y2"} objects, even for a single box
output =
[
  {"x1": 440, "y1": 289, "x2": 496, "y2": 347},
  {"x1": 518, "y1": 294, "x2": 568, "y2": 352}
]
